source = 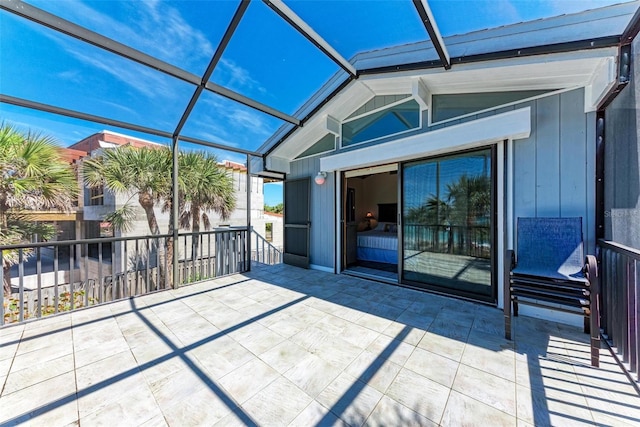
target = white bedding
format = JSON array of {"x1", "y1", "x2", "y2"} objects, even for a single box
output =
[{"x1": 357, "y1": 230, "x2": 398, "y2": 251}]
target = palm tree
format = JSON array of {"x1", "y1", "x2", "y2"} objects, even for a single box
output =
[
  {"x1": 1, "y1": 124, "x2": 78, "y2": 296},
  {"x1": 84, "y1": 145, "x2": 237, "y2": 285},
  {"x1": 177, "y1": 152, "x2": 236, "y2": 262},
  {"x1": 83, "y1": 145, "x2": 173, "y2": 285}
]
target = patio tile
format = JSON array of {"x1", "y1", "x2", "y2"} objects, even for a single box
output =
[
  {"x1": 317, "y1": 372, "x2": 383, "y2": 427},
  {"x1": 461, "y1": 329, "x2": 516, "y2": 381},
  {"x1": 10, "y1": 340, "x2": 73, "y2": 372},
  {"x1": 242, "y1": 376, "x2": 313, "y2": 426},
  {"x1": 229, "y1": 321, "x2": 286, "y2": 355},
  {"x1": 0, "y1": 370, "x2": 78, "y2": 426},
  {"x1": 366, "y1": 332, "x2": 416, "y2": 366},
  {"x1": 161, "y1": 384, "x2": 233, "y2": 426},
  {"x1": 345, "y1": 349, "x2": 402, "y2": 393},
  {"x1": 289, "y1": 400, "x2": 347, "y2": 427},
  {"x1": 417, "y1": 331, "x2": 466, "y2": 362},
  {"x1": 353, "y1": 312, "x2": 393, "y2": 333},
  {"x1": 189, "y1": 335, "x2": 255, "y2": 379},
  {"x1": 441, "y1": 390, "x2": 516, "y2": 426},
  {"x1": 396, "y1": 309, "x2": 436, "y2": 330},
  {"x1": 452, "y1": 364, "x2": 516, "y2": 416},
  {"x1": 218, "y1": 357, "x2": 280, "y2": 404},
  {"x1": 140, "y1": 414, "x2": 170, "y2": 427},
  {"x1": 4, "y1": 352, "x2": 74, "y2": 395},
  {"x1": 386, "y1": 368, "x2": 450, "y2": 423},
  {"x1": 284, "y1": 352, "x2": 344, "y2": 397},
  {"x1": 404, "y1": 347, "x2": 459, "y2": 388},
  {"x1": 580, "y1": 381, "x2": 640, "y2": 427},
  {"x1": 15, "y1": 328, "x2": 72, "y2": 355},
  {"x1": 516, "y1": 383, "x2": 596, "y2": 426},
  {"x1": 2, "y1": 264, "x2": 639, "y2": 427},
  {"x1": 381, "y1": 321, "x2": 426, "y2": 346},
  {"x1": 365, "y1": 395, "x2": 436, "y2": 426},
  {"x1": 0, "y1": 330, "x2": 21, "y2": 362},
  {"x1": 81, "y1": 380, "x2": 162, "y2": 426},
  {"x1": 259, "y1": 340, "x2": 313, "y2": 374}
]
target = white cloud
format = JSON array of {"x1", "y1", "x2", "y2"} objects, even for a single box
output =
[
  {"x1": 32, "y1": 0, "x2": 213, "y2": 71},
  {"x1": 216, "y1": 59, "x2": 267, "y2": 95}
]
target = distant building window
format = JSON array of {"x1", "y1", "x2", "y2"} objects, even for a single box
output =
[
  {"x1": 89, "y1": 186, "x2": 104, "y2": 206},
  {"x1": 265, "y1": 223, "x2": 273, "y2": 242}
]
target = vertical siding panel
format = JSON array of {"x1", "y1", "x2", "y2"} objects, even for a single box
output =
[
  {"x1": 559, "y1": 90, "x2": 590, "y2": 248},
  {"x1": 513, "y1": 100, "x2": 537, "y2": 224},
  {"x1": 535, "y1": 95, "x2": 561, "y2": 216}
]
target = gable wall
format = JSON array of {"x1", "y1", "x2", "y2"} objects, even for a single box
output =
[{"x1": 288, "y1": 88, "x2": 596, "y2": 270}]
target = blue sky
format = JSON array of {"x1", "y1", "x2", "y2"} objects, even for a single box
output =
[{"x1": 0, "y1": 0, "x2": 630, "y2": 206}]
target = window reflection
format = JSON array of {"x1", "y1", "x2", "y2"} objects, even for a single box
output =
[
  {"x1": 402, "y1": 149, "x2": 493, "y2": 298},
  {"x1": 342, "y1": 99, "x2": 420, "y2": 146}
]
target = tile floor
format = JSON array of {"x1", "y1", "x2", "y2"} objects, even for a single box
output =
[{"x1": 1, "y1": 263, "x2": 639, "y2": 426}]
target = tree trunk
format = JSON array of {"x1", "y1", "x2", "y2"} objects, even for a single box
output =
[{"x1": 191, "y1": 206, "x2": 200, "y2": 266}]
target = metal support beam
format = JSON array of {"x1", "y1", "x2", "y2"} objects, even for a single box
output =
[
  {"x1": 179, "y1": 135, "x2": 262, "y2": 157},
  {"x1": 0, "y1": 94, "x2": 264, "y2": 157},
  {"x1": 205, "y1": 82, "x2": 300, "y2": 125},
  {"x1": 0, "y1": 0, "x2": 200, "y2": 85},
  {"x1": 412, "y1": 0, "x2": 451, "y2": 70},
  {"x1": 263, "y1": 0, "x2": 357, "y2": 77},
  {"x1": 0, "y1": 94, "x2": 174, "y2": 139},
  {"x1": 173, "y1": 0, "x2": 250, "y2": 137},
  {"x1": 246, "y1": 154, "x2": 252, "y2": 272},
  {"x1": 171, "y1": 136, "x2": 180, "y2": 288},
  {"x1": 2, "y1": 0, "x2": 298, "y2": 133}
]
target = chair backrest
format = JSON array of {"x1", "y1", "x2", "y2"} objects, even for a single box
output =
[{"x1": 515, "y1": 217, "x2": 584, "y2": 279}]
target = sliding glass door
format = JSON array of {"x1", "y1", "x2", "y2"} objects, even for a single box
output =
[{"x1": 402, "y1": 148, "x2": 494, "y2": 300}]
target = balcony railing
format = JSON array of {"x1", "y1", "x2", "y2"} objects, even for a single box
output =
[
  {"x1": 250, "y1": 229, "x2": 282, "y2": 265},
  {"x1": 1, "y1": 227, "x2": 268, "y2": 325},
  {"x1": 404, "y1": 224, "x2": 491, "y2": 258},
  {"x1": 598, "y1": 239, "x2": 640, "y2": 387}
]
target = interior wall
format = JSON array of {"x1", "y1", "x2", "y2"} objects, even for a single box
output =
[{"x1": 350, "y1": 172, "x2": 398, "y2": 222}]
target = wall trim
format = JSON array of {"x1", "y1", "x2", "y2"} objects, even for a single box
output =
[
  {"x1": 310, "y1": 264, "x2": 335, "y2": 273},
  {"x1": 320, "y1": 107, "x2": 531, "y2": 172}
]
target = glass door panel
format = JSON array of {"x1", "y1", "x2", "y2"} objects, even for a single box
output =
[{"x1": 402, "y1": 149, "x2": 493, "y2": 299}]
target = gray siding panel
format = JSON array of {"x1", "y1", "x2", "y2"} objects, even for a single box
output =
[
  {"x1": 535, "y1": 94, "x2": 561, "y2": 217},
  {"x1": 513, "y1": 100, "x2": 538, "y2": 223},
  {"x1": 289, "y1": 157, "x2": 335, "y2": 270},
  {"x1": 512, "y1": 88, "x2": 595, "y2": 253}
]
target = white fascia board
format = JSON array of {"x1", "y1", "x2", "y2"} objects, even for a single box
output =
[
  {"x1": 584, "y1": 57, "x2": 617, "y2": 112},
  {"x1": 266, "y1": 155, "x2": 290, "y2": 174},
  {"x1": 269, "y1": 81, "x2": 374, "y2": 159},
  {"x1": 412, "y1": 79, "x2": 430, "y2": 110},
  {"x1": 326, "y1": 115, "x2": 340, "y2": 135},
  {"x1": 321, "y1": 107, "x2": 531, "y2": 172}
]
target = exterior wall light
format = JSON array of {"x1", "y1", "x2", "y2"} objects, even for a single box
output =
[{"x1": 315, "y1": 171, "x2": 327, "y2": 185}]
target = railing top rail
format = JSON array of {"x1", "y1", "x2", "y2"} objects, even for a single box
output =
[
  {"x1": 0, "y1": 227, "x2": 250, "y2": 251},
  {"x1": 598, "y1": 239, "x2": 640, "y2": 260},
  {"x1": 251, "y1": 229, "x2": 282, "y2": 253}
]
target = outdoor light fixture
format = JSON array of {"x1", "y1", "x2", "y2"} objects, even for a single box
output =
[{"x1": 315, "y1": 171, "x2": 327, "y2": 185}]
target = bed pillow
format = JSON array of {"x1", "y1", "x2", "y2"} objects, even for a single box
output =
[
  {"x1": 387, "y1": 224, "x2": 398, "y2": 233},
  {"x1": 374, "y1": 222, "x2": 390, "y2": 231}
]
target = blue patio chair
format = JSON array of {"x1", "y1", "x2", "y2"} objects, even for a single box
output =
[{"x1": 504, "y1": 217, "x2": 600, "y2": 367}]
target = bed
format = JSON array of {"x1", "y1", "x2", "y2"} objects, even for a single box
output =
[{"x1": 357, "y1": 225, "x2": 398, "y2": 264}]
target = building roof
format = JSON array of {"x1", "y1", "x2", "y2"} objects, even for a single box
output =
[
  {"x1": 258, "y1": 2, "x2": 640, "y2": 159},
  {"x1": 67, "y1": 130, "x2": 164, "y2": 154}
]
